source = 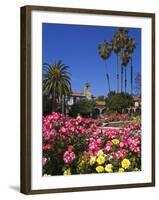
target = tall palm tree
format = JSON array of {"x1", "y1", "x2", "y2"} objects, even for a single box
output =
[
  {"x1": 116, "y1": 28, "x2": 129, "y2": 93},
  {"x1": 43, "y1": 60, "x2": 72, "y2": 112},
  {"x1": 121, "y1": 50, "x2": 130, "y2": 93},
  {"x1": 112, "y1": 29, "x2": 125, "y2": 93},
  {"x1": 126, "y1": 37, "x2": 136, "y2": 95},
  {"x1": 98, "y1": 40, "x2": 112, "y2": 93}
]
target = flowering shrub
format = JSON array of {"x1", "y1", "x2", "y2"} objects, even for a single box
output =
[
  {"x1": 105, "y1": 114, "x2": 130, "y2": 123},
  {"x1": 43, "y1": 112, "x2": 141, "y2": 176}
]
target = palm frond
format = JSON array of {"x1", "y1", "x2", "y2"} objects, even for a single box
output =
[{"x1": 42, "y1": 60, "x2": 72, "y2": 99}]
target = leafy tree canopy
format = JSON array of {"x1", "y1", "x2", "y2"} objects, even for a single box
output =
[
  {"x1": 106, "y1": 92, "x2": 133, "y2": 114},
  {"x1": 70, "y1": 99, "x2": 96, "y2": 118},
  {"x1": 97, "y1": 96, "x2": 105, "y2": 101}
]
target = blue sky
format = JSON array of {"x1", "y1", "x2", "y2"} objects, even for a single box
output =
[{"x1": 42, "y1": 23, "x2": 141, "y2": 97}]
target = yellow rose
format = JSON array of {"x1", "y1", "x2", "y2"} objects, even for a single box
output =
[
  {"x1": 97, "y1": 155, "x2": 105, "y2": 165},
  {"x1": 89, "y1": 156, "x2": 96, "y2": 166},
  {"x1": 105, "y1": 164, "x2": 113, "y2": 173},
  {"x1": 121, "y1": 159, "x2": 131, "y2": 169},
  {"x1": 112, "y1": 139, "x2": 120, "y2": 145},
  {"x1": 118, "y1": 168, "x2": 125, "y2": 172},
  {"x1": 96, "y1": 166, "x2": 104, "y2": 173},
  {"x1": 97, "y1": 150, "x2": 104, "y2": 156},
  {"x1": 63, "y1": 168, "x2": 71, "y2": 176}
]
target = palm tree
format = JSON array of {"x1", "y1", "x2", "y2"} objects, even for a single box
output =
[
  {"x1": 112, "y1": 29, "x2": 125, "y2": 93},
  {"x1": 43, "y1": 60, "x2": 72, "y2": 112},
  {"x1": 116, "y1": 28, "x2": 129, "y2": 93},
  {"x1": 120, "y1": 50, "x2": 130, "y2": 93},
  {"x1": 98, "y1": 40, "x2": 112, "y2": 93},
  {"x1": 126, "y1": 37, "x2": 136, "y2": 95}
]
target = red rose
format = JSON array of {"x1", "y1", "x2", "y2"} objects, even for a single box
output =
[
  {"x1": 43, "y1": 144, "x2": 52, "y2": 151},
  {"x1": 67, "y1": 145, "x2": 74, "y2": 152}
]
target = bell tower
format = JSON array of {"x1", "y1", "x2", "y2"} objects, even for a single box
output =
[{"x1": 84, "y1": 82, "x2": 91, "y2": 99}]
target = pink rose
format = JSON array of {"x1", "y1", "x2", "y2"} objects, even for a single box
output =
[
  {"x1": 61, "y1": 127, "x2": 66, "y2": 133},
  {"x1": 43, "y1": 157, "x2": 48, "y2": 166},
  {"x1": 63, "y1": 151, "x2": 76, "y2": 164},
  {"x1": 105, "y1": 145, "x2": 111, "y2": 152}
]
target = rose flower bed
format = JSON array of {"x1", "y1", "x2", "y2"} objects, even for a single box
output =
[
  {"x1": 43, "y1": 112, "x2": 141, "y2": 176},
  {"x1": 105, "y1": 114, "x2": 130, "y2": 123}
]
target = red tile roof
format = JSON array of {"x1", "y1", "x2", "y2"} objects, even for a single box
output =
[
  {"x1": 71, "y1": 92, "x2": 86, "y2": 97},
  {"x1": 133, "y1": 96, "x2": 141, "y2": 101}
]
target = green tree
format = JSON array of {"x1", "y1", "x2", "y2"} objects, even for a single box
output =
[
  {"x1": 98, "y1": 40, "x2": 112, "y2": 93},
  {"x1": 126, "y1": 37, "x2": 136, "y2": 94},
  {"x1": 97, "y1": 96, "x2": 105, "y2": 101},
  {"x1": 107, "y1": 92, "x2": 133, "y2": 114},
  {"x1": 111, "y1": 36, "x2": 120, "y2": 93},
  {"x1": 43, "y1": 60, "x2": 72, "y2": 112},
  {"x1": 116, "y1": 28, "x2": 129, "y2": 93},
  {"x1": 120, "y1": 50, "x2": 130, "y2": 93},
  {"x1": 70, "y1": 99, "x2": 96, "y2": 118},
  {"x1": 112, "y1": 28, "x2": 128, "y2": 92}
]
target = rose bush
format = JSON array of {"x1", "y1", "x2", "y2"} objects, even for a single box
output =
[
  {"x1": 43, "y1": 112, "x2": 141, "y2": 176},
  {"x1": 105, "y1": 114, "x2": 130, "y2": 123}
]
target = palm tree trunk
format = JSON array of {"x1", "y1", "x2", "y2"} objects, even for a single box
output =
[
  {"x1": 106, "y1": 74, "x2": 110, "y2": 93},
  {"x1": 116, "y1": 53, "x2": 119, "y2": 93},
  {"x1": 130, "y1": 55, "x2": 133, "y2": 95},
  {"x1": 61, "y1": 95, "x2": 65, "y2": 114},
  {"x1": 124, "y1": 66, "x2": 127, "y2": 93},
  {"x1": 105, "y1": 61, "x2": 110, "y2": 93},
  {"x1": 121, "y1": 64, "x2": 123, "y2": 92},
  {"x1": 52, "y1": 91, "x2": 56, "y2": 112},
  {"x1": 52, "y1": 96, "x2": 55, "y2": 112}
]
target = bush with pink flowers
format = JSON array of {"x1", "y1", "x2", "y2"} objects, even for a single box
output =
[
  {"x1": 105, "y1": 114, "x2": 130, "y2": 123},
  {"x1": 43, "y1": 112, "x2": 141, "y2": 176}
]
